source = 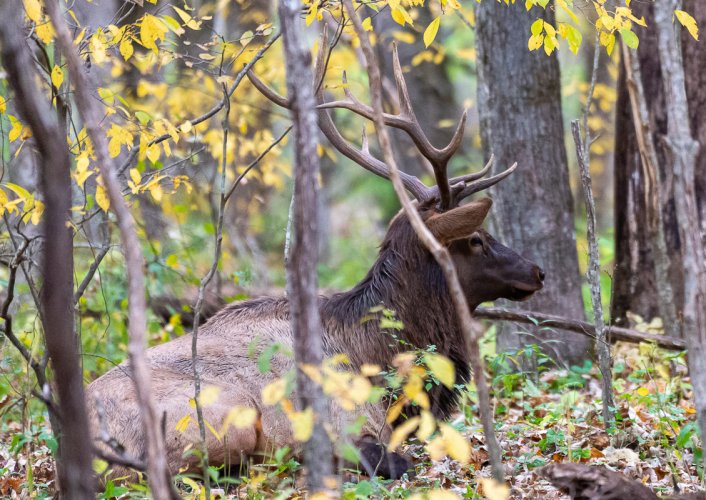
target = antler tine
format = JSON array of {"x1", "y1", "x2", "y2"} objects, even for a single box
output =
[
  {"x1": 438, "y1": 108, "x2": 468, "y2": 159},
  {"x1": 313, "y1": 29, "x2": 430, "y2": 201},
  {"x1": 449, "y1": 154, "x2": 495, "y2": 185},
  {"x1": 317, "y1": 107, "x2": 430, "y2": 200},
  {"x1": 313, "y1": 24, "x2": 329, "y2": 91},
  {"x1": 391, "y1": 42, "x2": 415, "y2": 117},
  {"x1": 247, "y1": 70, "x2": 291, "y2": 109},
  {"x1": 455, "y1": 162, "x2": 518, "y2": 200}
]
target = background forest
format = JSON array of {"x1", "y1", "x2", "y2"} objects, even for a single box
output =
[{"x1": 0, "y1": 0, "x2": 705, "y2": 498}]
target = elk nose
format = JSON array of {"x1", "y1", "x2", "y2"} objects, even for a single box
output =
[{"x1": 537, "y1": 268, "x2": 545, "y2": 282}]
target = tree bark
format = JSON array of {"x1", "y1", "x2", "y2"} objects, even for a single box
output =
[
  {"x1": 654, "y1": 0, "x2": 706, "y2": 473},
  {"x1": 611, "y1": 1, "x2": 685, "y2": 334},
  {"x1": 682, "y1": 0, "x2": 706, "y2": 246},
  {"x1": 279, "y1": 0, "x2": 335, "y2": 493},
  {"x1": 0, "y1": 6, "x2": 94, "y2": 498},
  {"x1": 475, "y1": 1, "x2": 591, "y2": 364}
]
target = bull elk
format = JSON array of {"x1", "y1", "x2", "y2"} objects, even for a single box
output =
[{"x1": 86, "y1": 33, "x2": 544, "y2": 480}]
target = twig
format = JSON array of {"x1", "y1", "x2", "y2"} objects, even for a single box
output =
[
  {"x1": 191, "y1": 81, "x2": 232, "y2": 500},
  {"x1": 341, "y1": 0, "x2": 505, "y2": 482},
  {"x1": 571, "y1": 31, "x2": 615, "y2": 429},
  {"x1": 224, "y1": 125, "x2": 292, "y2": 202},
  {"x1": 74, "y1": 244, "x2": 110, "y2": 305}
]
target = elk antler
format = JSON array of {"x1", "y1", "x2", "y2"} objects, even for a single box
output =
[{"x1": 246, "y1": 26, "x2": 516, "y2": 209}]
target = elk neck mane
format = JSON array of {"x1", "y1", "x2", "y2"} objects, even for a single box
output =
[{"x1": 208, "y1": 212, "x2": 470, "y2": 418}]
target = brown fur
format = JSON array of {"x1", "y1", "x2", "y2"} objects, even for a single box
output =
[{"x1": 87, "y1": 200, "x2": 543, "y2": 479}]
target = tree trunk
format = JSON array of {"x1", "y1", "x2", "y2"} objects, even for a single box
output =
[
  {"x1": 682, "y1": 0, "x2": 706, "y2": 246},
  {"x1": 0, "y1": 7, "x2": 95, "y2": 497},
  {"x1": 475, "y1": 2, "x2": 591, "y2": 364},
  {"x1": 280, "y1": 0, "x2": 335, "y2": 493},
  {"x1": 654, "y1": 0, "x2": 706, "y2": 473},
  {"x1": 611, "y1": 1, "x2": 684, "y2": 334}
]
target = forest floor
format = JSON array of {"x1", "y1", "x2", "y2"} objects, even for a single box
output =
[{"x1": 0, "y1": 342, "x2": 702, "y2": 499}]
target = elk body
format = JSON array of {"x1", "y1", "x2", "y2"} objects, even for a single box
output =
[{"x1": 86, "y1": 37, "x2": 544, "y2": 480}]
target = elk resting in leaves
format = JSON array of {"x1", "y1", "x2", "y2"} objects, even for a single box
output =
[{"x1": 86, "y1": 38, "x2": 545, "y2": 480}]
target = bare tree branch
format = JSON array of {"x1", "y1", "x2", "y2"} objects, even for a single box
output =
[{"x1": 474, "y1": 307, "x2": 686, "y2": 351}]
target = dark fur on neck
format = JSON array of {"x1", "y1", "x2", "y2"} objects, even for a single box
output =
[{"x1": 210, "y1": 214, "x2": 470, "y2": 420}]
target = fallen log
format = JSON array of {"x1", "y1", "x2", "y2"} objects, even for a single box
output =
[
  {"x1": 538, "y1": 463, "x2": 704, "y2": 500},
  {"x1": 474, "y1": 307, "x2": 685, "y2": 351}
]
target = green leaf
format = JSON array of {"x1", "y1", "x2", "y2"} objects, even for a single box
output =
[
  {"x1": 619, "y1": 28, "x2": 639, "y2": 49},
  {"x1": 423, "y1": 17, "x2": 441, "y2": 48},
  {"x1": 134, "y1": 110, "x2": 152, "y2": 125}
]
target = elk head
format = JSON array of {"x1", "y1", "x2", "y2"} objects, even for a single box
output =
[{"x1": 422, "y1": 197, "x2": 544, "y2": 308}]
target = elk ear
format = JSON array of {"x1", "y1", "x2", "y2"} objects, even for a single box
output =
[{"x1": 426, "y1": 197, "x2": 492, "y2": 244}]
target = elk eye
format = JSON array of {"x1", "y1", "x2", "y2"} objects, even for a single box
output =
[{"x1": 470, "y1": 235, "x2": 483, "y2": 247}]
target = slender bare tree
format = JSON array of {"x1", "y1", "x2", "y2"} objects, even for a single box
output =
[
  {"x1": 279, "y1": 0, "x2": 336, "y2": 493},
  {"x1": 0, "y1": 5, "x2": 94, "y2": 497}
]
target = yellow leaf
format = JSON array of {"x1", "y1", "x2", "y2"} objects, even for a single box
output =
[
  {"x1": 305, "y1": 3, "x2": 318, "y2": 26},
  {"x1": 0, "y1": 189, "x2": 8, "y2": 216},
  {"x1": 175, "y1": 414, "x2": 191, "y2": 433},
  {"x1": 148, "y1": 182, "x2": 163, "y2": 202},
  {"x1": 478, "y1": 477, "x2": 510, "y2": 500},
  {"x1": 221, "y1": 406, "x2": 258, "y2": 434},
  {"x1": 440, "y1": 423, "x2": 470, "y2": 463},
  {"x1": 129, "y1": 168, "x2": 141, "y2": 187},
  {"x1": 96, "y1": 183, "x2": 110, "y2": 212},
  {"x1": 362, "y1": 17, "x2": 373, "y2": 32},
  {"x1": 140, "y1": 14, "x2": 168, "y2": 54},
  {"x1": 23, "y1": 0, "x2": 42, "y2": 23},
  {"x1": 179, "y1": 120, "x2": 193, "y2": 133},
  {"x1": 416, "y1": 410, "x2": 436, "y2": 441},
  {"x1": 262, "y1": 378, "x2": 287, "y2": 406},
  {"x1": 528, "y1": 33, "x2": 544, "y2": 51},
  {"x1": 360, "y1": 363, "x2": 381, "y2": 377},
  {"x1": 675, "y1": 10, "x2": 699, "y2": 41},
  {"x1": 636, "y1": 387, "x2": 649, "y2": 396},
  {"x1": 388, "y1": 416, "x2": 419, "y2": 451},
  {"x1": 90, "y1": 35, "x2": 107, "y2": 64},
  {"x1": 35, "y1": 22, "x2": 55, "y2": 44},
  {"x1": 423, "y1": 17, "x2": 441, "y2": 48},
  {"x1": 120, "y1": 37, "x2": 134, "y2": 60},
  {"x1": 424, "y1": 353, "x2": 456, "y2": 389},
  {"x1": 289, "y1": 406, "x2": 314, "y2": 442},
  {"x1": 0, "y1": 96, "x2": 6, "y2": 114},
  {"x1": 300, "y1": 363, "x2": 322, "y2": 385},
  {"x1": 386, "y1": 395, "x2": 407, "y2": 424},
  {"x1": 30, "y1": 199, "x2": 44, "y2": 225},
  {"x1": 146, "y1": 144, "x2": 160, "y2": 164},
  {"x1": 391, "y1": 7, "x2": 407, "y2": 26},
  {"x1": 51, "y1": 65, "x2": 64, "y2": 89}
]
